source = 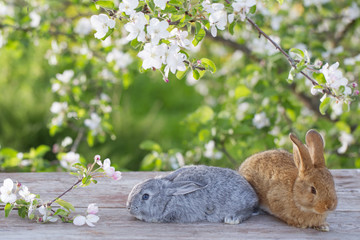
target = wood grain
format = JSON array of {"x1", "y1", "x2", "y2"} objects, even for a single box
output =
[{"x1": 0, "y1": 170, "x2": 359, "y2": 239}]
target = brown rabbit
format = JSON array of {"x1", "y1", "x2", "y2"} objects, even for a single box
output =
[{"x1": 239, "y1": 129, "x2": 337, "y2": 231}]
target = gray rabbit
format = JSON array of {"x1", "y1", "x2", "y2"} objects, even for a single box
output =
[{"x1": 126, "y1": 165, "x2": 258, "y2": 224}]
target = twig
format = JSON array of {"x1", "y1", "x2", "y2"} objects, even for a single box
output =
[
  {"x1": 217, "y1": 142, "x2": 238, "y2": 167},
  {"x1": 245, "y1": 17, "x2": 336, "y2": 98},
  {"x1": 71, "y1": 128, "x2": 85, "y2": 153},
  {"x1": 47, "y1": 179, "x2": 82, "y2": 207}
]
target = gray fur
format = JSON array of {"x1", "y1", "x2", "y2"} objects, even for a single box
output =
[{"x1": 126, "y1": 165, "x2": 258, "y2": 224}]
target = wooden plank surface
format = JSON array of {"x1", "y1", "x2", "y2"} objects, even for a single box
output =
[{"x1": 0, "y1": 169, "x2": 359, "y2": 239}]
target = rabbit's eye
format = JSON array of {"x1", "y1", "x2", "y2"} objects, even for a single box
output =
[
  {"x1": 142, "y1": 193, "x2": 150, "y2": 200},
  {"x1": 311, "y1": 186, "x2": 317, "y2": 195}
]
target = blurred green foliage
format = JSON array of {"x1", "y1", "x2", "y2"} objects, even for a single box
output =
[{"x1": 0, "y1": 0, "x2": 359, "y2": 172}]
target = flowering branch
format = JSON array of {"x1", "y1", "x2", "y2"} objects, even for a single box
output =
[
  {"x1": 245, "y1": 17, "x2": 335, "y2": 97},
  {"x1": 0, "y1": 155, "x2": 121, "y2": 227}
]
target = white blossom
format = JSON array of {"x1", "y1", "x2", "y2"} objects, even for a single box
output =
[
  {"x1": 29, "y1": 11, "x2": 41, "y2": 28},
  {"x1": 75, "y1": 18, "x2": 92, "y2": 36},
  {"x1": 73, "y1": 214, "x2": 99, "y2": 227},
  {"x1": 138, "y1": 43, "x2": 167, "y2": 70},
  {"x1": 124, "y1": 12, "x2": 147, "y2": 42},
  {"x1": 60, "y1": 151, "x2": 80, "y2": 171},
  {"x1": 56, "y1": 70, "x2": 74, "y2": 83},
  {"x1": 236, "y1": 102, "x2": 250, "y2": 121},
  {"x1": 0, "y1": 179, "x2": 16, "y2": 204},
  {"x1": 164, "y1": 44, "x2": 187, "y2": 78},
  {"x1": 50, "y1": 102, "x2": 68, "y2": 114},
  {"x1": 320, "y1": 62, "x2": 351, "y2": 95},
  {"x1": 204, "y1": 140, "x2": 223, "y2": 159},
  {"x1": 169, "y1": 28, "x2": 191, "y2": 49},
  {"x1": 229, "y1": 0, "x2": 257, "y2": 22},
  {"x1": 208, "y1": 3, "x2": 227, "y2": 37},
  {"x1": 38, "y1": 206, "x2": 58, "y2": 222},
  {"x1": 252, "y1": 112, "x2": 270, "y2": 129},
  {"x1": 102, "y1": 158, "x2": 122, "y2": 180},
  {"x1": 106, "y1": 49, "x2": 133, "y2": 70},
  {"x1": 84, "y1": 113, "x2": 102, "y2": 135},
  {"x1": 61, "y1": 136, "x2": 73, "y2": 147},
  {"x1": 90, "y1": 14, "x2": 115, "y2": 39},
  {"x1": 19, "y1": 186, "x2": 36, "y2": 203},
  {"x1": 119, "y1": 0, "x2": 139, "y2": 16},
  {"x1": 147, "y1": 18, "x2": 170, "y2": 45},
  {"x1": 154, "y1": 0, "x2": 168, "y2": 10},
  {"x1": 337, "y1": 131, "x2": 354, "y2": 154}
]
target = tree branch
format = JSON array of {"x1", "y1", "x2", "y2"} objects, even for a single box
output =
[
  {"x1": 47, "y1": 179, "x2": 82, "y2": 207},
  {"x1": 245, "y1": 17, "x2": 336, "y2": 98}
]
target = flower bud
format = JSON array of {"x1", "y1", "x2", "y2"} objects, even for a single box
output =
[
  {"x1": 352, "y1": 82, "x2": 358, "y2": 88},
  {"x1": 354, "y1": 90, "x2": 359, "y2": 96}
]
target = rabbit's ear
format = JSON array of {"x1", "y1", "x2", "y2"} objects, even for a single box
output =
[
  {"x1": 163, "y1": 167, "x2": 188, "y2": 181},
  {"x1": 305, "y1": 129, "x2": 325, "y2": 168},
  {"x1": 289, "y1": 133, "x2": 313, "y2": 173},
  {"x1": 166, "y1": 181, "x2": 206, "y2": 196}
]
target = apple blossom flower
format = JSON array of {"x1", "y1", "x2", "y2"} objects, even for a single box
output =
[
  {"x1": 73, "y1": 213, "x2": 99, "y2": 227},
  {"x1": 252, "y1": 112, "x2": 270, "y2": 129},
  {"x1": 124, "y1": 12, "x2": 147, "y2": 42},
  {"x1": 138, "y1": 43, "x2": 167, "y2": 70},
  {"x1": 320, "y1": 62, "x2": 351, "y2": 95},
  {"x1": 337, "y1": 131, "x2": 354, "y2": 154},
  {"x1": 208, "y1": 3, "x2": 227, "y2": 37},
  {"x1": 147, "y1": 18, "x2": 170, "y2": 45},
  {"x1": 164, "y1": 44, "x2": 187, "y2": 78},
  {"x1": 229, "y1": 0, "x2": 257, "y2": 22},
  {"x1": 61, "y1": 136, "x2": 73, "y2": 148},
  {"x1": 204, "y1": 140, "x2": 223, "y2": 159},
  {"x1": 169, "y1": 28, "x2": 191, "y2": 49},
  {"x1": 38, "y1": 205, "x2": 58, "y2": 222},
  {"x1": 102, "y1": 158, "x2": 122, "y2": 180},
  {"x1": 90, "y1": 14, "x2": 115, "y2": 39},
  {"x1": 60, "y1": 151, "x2": 80, "y2": 171},
  {"x1": 106, "y1": 49, "x2": 133, "y2": 70},
  {"x1": 0, "y1": 178, "x2": 17, "y2": 204},
  {"x1": 84, "y1": 113, "x2": 102, "y2": 135},
  {"x1": 87, "y1": 203, "x2": 99, "y2": 215},
  {"x1": 154, "y1": 0, "x2": 168, "y2": 10},
  {"x1": 29, "y1": 11, "x2": 41, "y2": 28},
  {"x1": 19, "y1": 186, "x2": 36, "y2": 203},
  {"x1": 75, "y1": 18, "x2": 92, "y2": 36},
  {"x1": 119, "y1": 0, "x2": 139, "y2": 16}
]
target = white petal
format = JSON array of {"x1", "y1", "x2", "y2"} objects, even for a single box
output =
[
  {"x1": 73, "y1": 215, "x2": 86, "y2": 226},
  {"x1": 3, "y1": 178, "x2": 14, "y2": 190},
  {"x1": 211, "y1": 25, "x2": 217, "y2": 37},
  {"x1": 87, "y1": 214, "x2": 100, "y2": 223}
]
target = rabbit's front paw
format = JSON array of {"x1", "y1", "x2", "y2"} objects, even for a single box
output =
[
  {"x1": 224, "y1": 215, "x2": 242, "y2": 225},
  {"x1": 313, "y1": 223, "x2": 330, "y2": 232}
]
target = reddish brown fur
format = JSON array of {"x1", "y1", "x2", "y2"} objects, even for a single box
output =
[{"x1": 239, "y1": 130, "x2": 337, "y2": 231}]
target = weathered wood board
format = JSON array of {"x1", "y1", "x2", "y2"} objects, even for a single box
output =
[{"x1": 0, "y1": 170, "x2": 359, "y2": 239}]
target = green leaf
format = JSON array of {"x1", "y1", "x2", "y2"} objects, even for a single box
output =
[
  {"x1": 193, "y1": 69, "x2": 200, "y2": 80},
  {"x1": 53, "y1": 208, "x2": 69, "y2": 217},
  {"x1": 287, "y1": 67, "x2": 295, "y2": 83},
  {"x1": 289, "y1": 48, "x2": 304, "y2": 58},
  {"x1": 192, "y1": 28, "x2": 205, "y2": 47},
  {"x1": 35, "y1": 145, "x2": 50, "y2": 157},
  {"x1": 95, "y1": 1, "x2": 115, "y2": 9},
  {"x1": 5, "y1": 203, "x2": 14, "y2": 218},
  {"x1": 319, "y1": 96, "x2": 331, "y2": 115},
  {"x1": 81, "y1": 175, "x2": 92, "y2": 187},
  {"x1": 249, "y1": 5, "x2": 257, "y2": 14},
  {"x1": 148, "y1": 0, "x2": 155, "y2": 12},
  {"x1": 55, "y1": 198, "x2": 75, "y2": 212},
  {"x1": 18, "y1": 206, "x2": 27, "y2": 219},
  {"x1": 101, "y1": 28, "x2": 114, "y2": 41},
  {"x1": 176, "y1": 69, "x2": 187, "y2": 80},
  {"x1": 313, "y1": 72, "x2": 326, "y2": 84},
  {"x1": 130, "y1": 38, "x2": 141, "y2": 49},
  {"x1": 235, "y1": 85, "x2": 251, "y2": 98},
  {"x1": 195, "y1": 22, "x2": 202, "y2": 34},
  {"x1": 229, "y1": 21, "x2": 236, "y2": 35},
  {"x1": 87, "y1": 131, "x2": 94, "y2": 147},
  {"x1": 200, "y1": 58, "x2": 216, "y2": 73},
  {"x1": 140, "y1": 140, "x2": 162, "y2": 152}
]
